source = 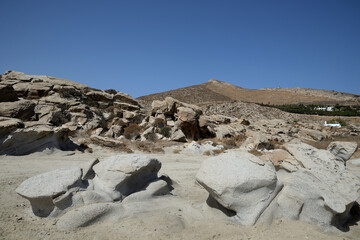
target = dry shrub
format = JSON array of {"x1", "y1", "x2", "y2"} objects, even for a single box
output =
[
  {"x1": 124, "y1": 123, "x2": 142, "y2": 139},
  {"x1": 203, "y1": 150, "x2": 211, "y2": 156},
  {"x1": 173, "y1": 149, "x2": 181, "y2": 154},
  {"x1": 159, "y1": 126, "x2": 172, "y2": 138},
  {"x1": 136, "y1": 142, "x2": 151, "y2": 153},
  {"x1": 119, "y1": 145, "x2": 133, "y2": 153},
  {"x1": 86, "y1": 148, "x2": 93, "y2": 153},
  {"x1": 151, "y1": 147, "x2": 164, "y2": 153},
  {"x1": 213, "y1": 148, "x2": 225, "y2": 155},
  {"x1": 248, "y1": 148, "x2": 263, "y2": 156},
  {"x1": 144, "y1": 132, "x2": 158, "y2": 142},
  {"x1": 222, "y1": 134, "x2": 246, "y2": 149}
]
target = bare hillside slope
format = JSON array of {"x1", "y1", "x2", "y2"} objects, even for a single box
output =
[{"x1": 138, "y1": 79, "x2": 360, "y2": 106}]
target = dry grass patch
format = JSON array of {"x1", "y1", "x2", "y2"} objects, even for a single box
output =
[
  {"x1": 221, "y1": 134, "x2": 246, "y2": 149},
  {"x1": 203, "y1": 150, "x2": 211, "y2": 156},
  {"x1": 124, "y1": 123, "x2": 142, "y2": 139},
  {"x1": 119, "y1": 145, "x2": 134, "y2": 153},
  {"x1": 213, "y1": 148, "x2": 225, "y2": 155},
  {"x1": 135, "y1": 142, "x2": 151, "y2": 153},
  {"x1": 248, "y1": 149, "x2": 263, "y2": 156},
  {"x1": 173, "y1": 149, "x2": 181, "y2": 154},
  {"x1": 151, "y1": 147, "x2": 164, "y2": 153}
]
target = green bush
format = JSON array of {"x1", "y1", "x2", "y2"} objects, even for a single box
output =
[
  {"x1": 144, "y1": 132, "x2": 158, "y2": 142},
  {"x1": 159, "y1": 126, "x2": 171, "y2": 138}
]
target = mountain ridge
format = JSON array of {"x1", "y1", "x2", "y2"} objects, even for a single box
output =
[{"x1": 137, "y1": 79, "x2": 360, "y2": 106}]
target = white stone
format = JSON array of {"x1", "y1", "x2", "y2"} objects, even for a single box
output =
[{"x1": 196, "y1": 151, "x2": 282, "y2": 225}]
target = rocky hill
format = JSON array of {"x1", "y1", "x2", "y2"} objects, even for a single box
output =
[
  {"x1": 0, "y1": 71, "x2": 145, "y2": 154},
  {"x1": 138, "y1": 79, "x2": 360, "y2": 106}
]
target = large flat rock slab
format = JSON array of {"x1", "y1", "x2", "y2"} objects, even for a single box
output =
[{"x1": 16, "y1": 167, "x2": 82, "y2": 216}]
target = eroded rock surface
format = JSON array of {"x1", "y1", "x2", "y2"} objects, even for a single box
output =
[
  {"x1": 16, "y1": 167, "x2": 83, "y2": 217},
  {"x1": 196, "y1": 151, "x2": 283, "y2": 225},
  {"x1": 0, "y1": 71, "x2": 144, "y2": 155},
  {"x1": 16, "y1": 154, "x2": 171, "y2": 230},
  {"x1": 92, "y1": 154, "x2": 162, "y2": 200},
  {"x1": 196, "y1": 141, "x2": 360, "y2": 230}
]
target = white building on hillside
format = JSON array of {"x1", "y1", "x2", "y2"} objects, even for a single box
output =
[{"x1": 324, "y1": 121, "x2": 341, "y2": 127}]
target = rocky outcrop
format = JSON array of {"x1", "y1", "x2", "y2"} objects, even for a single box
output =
[
  {"x1": 0, "y1": 125, "x2": 79, "y2": 155},
  {"x1": 0, "y1": 99, "x2": 35, "y2": 121},
  {"x1": 16, "y1": 154, "x2": 172, "y2": 229},
  {"x1": 327, "y1": 141, "x2": 358, "y2": 164},
  {"x1": 0, "y1": 71, "x2": 145, "y2": 154},
  {"x1": 147, "y1": 97, "x2": 248, "y2": 142},
  {"x1": 16, "y1": 167, "x2": 83, "y2": 217},
  {"x1": 271, "y1": 142, "x2": 360, "y2": 228},
  {"x1": 0, "y1": 117, "x2": 24, "y2": 136},
  {"x1": 196, "y1": 151, "x2": 283, "y2": 225},
  {"x1": 196, "y1": 141, "x2": 360, "y2": 230},
  {"x1": 92, "y1": 154, "x2": 162, "y2": 200}
]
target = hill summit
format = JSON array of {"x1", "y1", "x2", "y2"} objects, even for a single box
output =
[{"x1": 138, "y1": 79, "x2": 360, "y2": 106}]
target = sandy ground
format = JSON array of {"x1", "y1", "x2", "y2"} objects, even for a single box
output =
[{"x1": 1, "y1": 149, "x2": 360, "y2": 240}]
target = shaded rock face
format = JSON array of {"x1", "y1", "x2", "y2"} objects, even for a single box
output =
[
  {"x1": 0, "y1": 100, "x2": 35, "y2": 121},
  {"x1": 16, "y1": 154, "x2": 171, "y2": 229},
  {"x1": 0, "y1": 85, "x2": 18, "y2": 102},
  {"x1": 0, "y1": 125, "x2": 79, "y2": 155},
  {"x1": 0, "y1": 71, "x2": 144, "y2": 154},
  {"x1": 196, "y1": 142, "x2": 360, "y2": 230}
]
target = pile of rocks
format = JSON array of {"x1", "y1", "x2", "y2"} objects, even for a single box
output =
[
  {"x1": 16, "y1": 154, "x2": 171, "y2": 230},
  {"x1": 143, "y1": 96, "x2": 247, "y2": 142},
  {"x1": 196, "y1": 140, "x2": 359, "y2": 230},
  {"x1": 0, "y1": 71, "x2": 144, "y2": 154}
]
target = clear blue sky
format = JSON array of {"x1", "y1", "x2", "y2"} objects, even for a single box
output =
[{"x1": 0, "y1": 0, "x2": 359, "y2": 97}]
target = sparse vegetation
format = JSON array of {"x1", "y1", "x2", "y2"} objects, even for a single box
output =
[
  {"x1": 135, "y1": 142, "x2": 151, "y2": 152},
  {"x1": 257, "y1": 139, "x2": 282, "y2": 150},
  {"x1": 173, "y1": 149, "x2": 181, "y2": 154},
  {"x1": 151, "y1": 147, "x2": 164, "y2": 153},
  {"x1": 222, "y1": 134, "x2": 246, "y2": 149},
  {"x1": 159, "y1": 126, "x2": 172, "y2": 138},
  {"x1": 248, "y1": 149, "x2": 263, "y2": 156},
  {"x1": 328, "y1": 118, "x2": 348, "y2": 127},
  {"x1": 124, "y1": 123, "x2": 142, "y2": 139},
  {"x1": 203, "y1": 150, "x2": 211, "y2": 156},
  {"x1": 144, "y1": 132, "x2": 158, "y2": 142},
  {"x1": 213, "y1": 148, "x2": 225, "y2": 155},
  {"x1": 119, "y1": 145, "x2": 134, "y2": 153},
  {"x1": 260, "y1": 103, "x2": 360, "y2": 117}
]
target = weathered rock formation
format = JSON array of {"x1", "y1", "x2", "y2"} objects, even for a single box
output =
[
  {"x1": 196, "y1": 141, "x2": 360, "y2": 230},
  {"x1": 16, "y1": 154, "x2": 172, "y2": 230},
  {"x1": 197, "y1": 151, "x2": 283, "y2": 225},
  {"x1": 0, "y1": 71, "x2": 145, "y2": 154},
  {"x1": 144, "y1": 96, "x2": 248, "y2": 142}
]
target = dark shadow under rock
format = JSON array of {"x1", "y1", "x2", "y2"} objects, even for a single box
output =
[
  {"x1": 206, "y1": 194, "x2": 236, "y2": 217},
  {"x1": 0, "y1": 126, "x2": 80, "y2": 155}
]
